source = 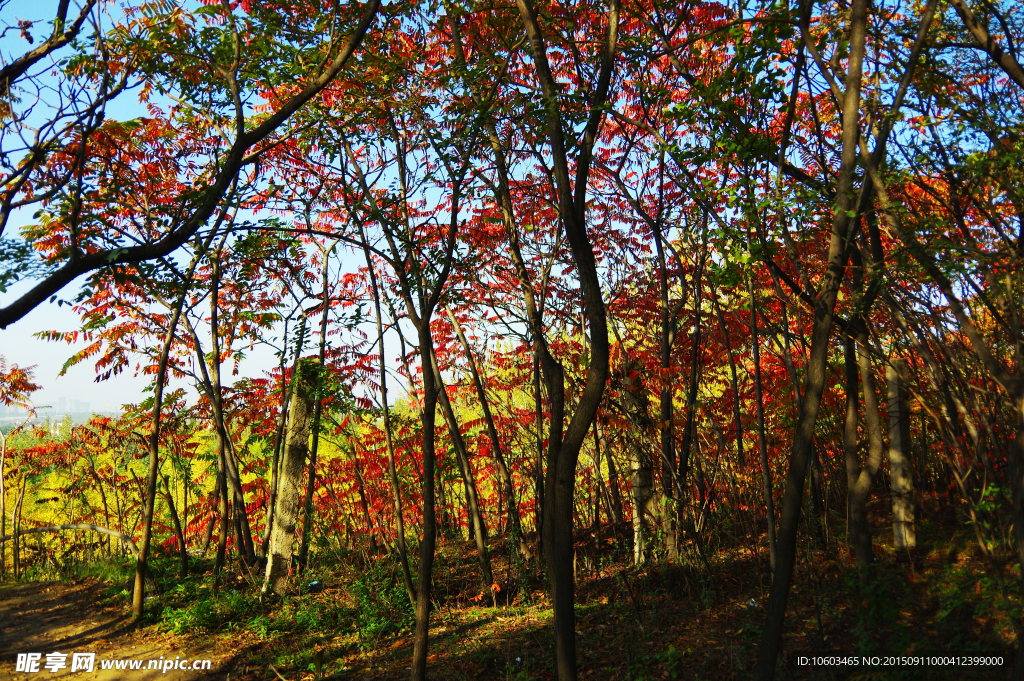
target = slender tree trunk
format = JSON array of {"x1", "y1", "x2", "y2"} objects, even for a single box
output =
[
  {"x1": 850, "y1": 322, "x2": 889, "y2": 581},
  {"x1": 622, "y1": 360, "x2": 654, "y2": 565},
  {"x1": 410, "y1": 321, "x2": 441, "y2": 681},
  {"x1": 207, "y1": 254, "x2": 256, "y2": 565},
  {"x1": 132, "y1": 284, "x2": 188, "y2": 617},
  {"x1": 653, "y1": 216, "x2": 678, "y2": 547},
  {"x1": 756, "y1": 0, "x2": 869, "y2": 673},
  {"x1": 445, "y1": 306, "x2": 530, "y2": 559},
  {"x1": 808, "y1": 444, "x2": 826, "y2": 543},
  {"x1": 12, "y1": 476, "x2": 26, "y2": 580},
  {"x1": 713, "y1": 296, "x2": 745, "y2": 470},
  {"x1": 201, "y1": 475, "x2": 218, "y2": 556},
  {"x1": 750, "y1": 279, "x2": 777, "y2": 573},
  {"x1": 592, "y1": 421, "x2": 615, "y2": 533},
  {"x1": 298, "y1": 243, "x2": 336, "y2": 570},
  {"x1": 108, "y1": 469, "x2": 125, "y2": 558},
  {"x1": 843, "y1": 336, "x2": 870, "y2": 586},
  {"x1": 679, "y1": 237, "x2": 707, "y2": 487},
  {"x1": 213, "y1": 444, "x2": 230, "y2": 587},
  {"x1": 600, "y1": 420, "x2": 624, "y2": 524},
  {"x1": 86, "y1": 456, "x2": 112, "y2": 556},
  {"x1": 362, "y1": 235, "x2": 415, "y2": 604},
  {"x1": 0, "y1": 524, "x2": 139, "y2": 556},
  {"x1": 533, "y1": 343, "x2": 545, "y2": 558},
  {"x1": 352, "y1": 454, "x2": 377, "y2": 550},
  {"x1": 161, "y1": 473, "x2": 188, "y2": 578},
  {"x1": 1, "y1": 431, "x2": 8, "y2": 580},
  {"x1": 431, "y1": 349, "x2": 495, "y2": 599}
]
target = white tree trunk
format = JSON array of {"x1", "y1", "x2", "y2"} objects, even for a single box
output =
[{"x1": 887, "y1": 359, "x2": 916, "y2": 548}]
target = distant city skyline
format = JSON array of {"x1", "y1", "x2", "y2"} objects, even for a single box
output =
[{"x1": 0, "y1": 398, "x2": 96, "y2": 416}]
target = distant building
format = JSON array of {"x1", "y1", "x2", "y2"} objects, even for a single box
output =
[{"x1": 57, "y1": 397, "x2": 67, "y2": 413}]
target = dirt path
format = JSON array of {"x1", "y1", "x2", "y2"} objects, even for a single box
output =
[{"x1": 0, "y1": 581, "x2": 240, "y2": 680}]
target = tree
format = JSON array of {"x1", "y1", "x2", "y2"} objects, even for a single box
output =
[{"x1": 0, "y1": 356, "x2": 40, "y2": 580}]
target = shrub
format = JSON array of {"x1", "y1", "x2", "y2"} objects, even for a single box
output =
[{"x1": 350, "y1": 557, "x2": 414, "y2": 649}]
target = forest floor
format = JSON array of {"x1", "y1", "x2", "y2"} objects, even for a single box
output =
[
  {"x1": 0, "y1": 579, "x2": 231, "y2": 679},
  {"x1": 0, "y1": 511, "x2": 1016, "y2": 680}
]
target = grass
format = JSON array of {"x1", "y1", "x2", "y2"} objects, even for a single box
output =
[{"x1": 6, "y1": 512, "x2": 1016, "y2": 680}]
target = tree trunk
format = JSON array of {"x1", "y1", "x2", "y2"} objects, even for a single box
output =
[
  {"x1": 622, "y1": 360, "x2": 654, "y2": 565},
  {"x1": 263, "y1": 315, "x2": 308, "y2": 558},
  {"x1": 207, "y1": 254, "x2": 256, "y2": 566},
  {"x1": 132, "y1": 281, "x2": 188, "y2": 617},
  {"x1": 362, "y1": 234, "x2": 415, "y2": 604},
  {"x1": 750, "y1": 280, "x2": 777, "y2": 573},
  {"x1": 299, "y1": 243, "x2": 336, "y2": 571},
  {"x1": 1, "y1": 429, "x2": 9, "y2": 580},
  {"x1": 651, "y1": 206, "x2": 679, "y2": 559},
  {"x1": 843, "y1": 336, "x2": 870, "y2": 586},
  {"x1": 0, "y1": 524, "x2": 140, "y2": 557},
  {"x1": 12, "y1": 476, "x2": 26, "y2": 579},
  {"x1": 213, "y1": 446, "x2": 230, "y2": 585},
  {"x1": 352, "y1": 454, "x2": 377, "y2": 550},
  {"x1": 431, "y1": 349, "x2": 495, "y2": 599},
  {"x1": 808, "y1": 443, "x2": 825, "y2": 543},
  {"x1": 533, "y1": 343, "x2": 545, "y2": 558},
  {"x1": 445, "y1": 305, "x2": 530, "y2": 559},
  {"x1": 510, "y1": 3, "x2": 618, "y2": 674},
  {"x1": 678, "y1": 249, "x2": 705, "y2": 488},
  {"x1": 263, "y1": 358, "x2": 317, "y2": 596},
  {"x1": 410, "y1": 321, "x2": 441, "y2": 681},
  {"x1": 201, "y1": 479, "x2": 217, "y2": 556},
  {"x1": 600, "y1": 420, "x2": 624, "y2": 524},
  {"x1": 756, "y1": 0, "x2": 869, "y2": 673},
  {"x1": 161, "y1": 473, "x2": 188, "y2": 578},
  {"x1": 887, "y1": 358, "x2": 916, "y2": 549}
]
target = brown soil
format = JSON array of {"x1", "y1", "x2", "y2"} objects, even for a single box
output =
[{"x1": 0, "y1": 580, "x2": 233, "y2": 680}]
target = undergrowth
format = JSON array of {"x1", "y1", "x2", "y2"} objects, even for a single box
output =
[{"x1": 4, "y1": 517, "x2": 1015, "y2": 680}]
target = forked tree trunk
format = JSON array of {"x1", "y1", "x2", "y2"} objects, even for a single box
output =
[
  {"x1": 201, "y1": 476, "x2": 218, "y2": 556},
  {"x1": 263, "y1": 358, "x2": 317, "y2": 597},
  {"x1": 515, "y1": 5, "x2": 617, "y2": 678},
  {"x1": 844, "y1": 325, "x2": 888, "y2": 587}
]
